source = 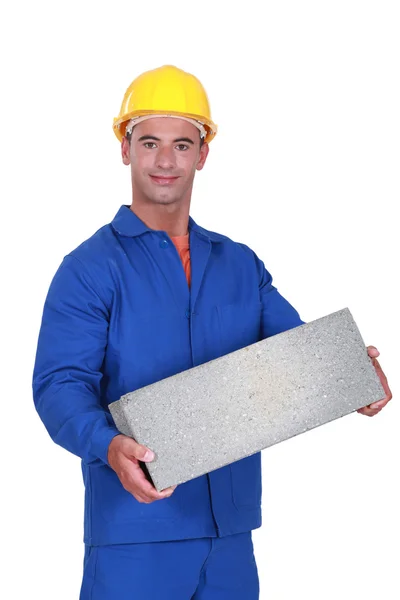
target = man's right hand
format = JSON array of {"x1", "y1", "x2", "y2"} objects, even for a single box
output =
[{"x1": 107, "y1": 434, "x2": 177, "y2": 504}]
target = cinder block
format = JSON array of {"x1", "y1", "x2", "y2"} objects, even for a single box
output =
[{"x1": 109, "y1": 308, "x2": 385, "y2": 491}]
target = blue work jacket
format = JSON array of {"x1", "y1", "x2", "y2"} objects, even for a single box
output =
[{"x1": 32, "y1": 204, "x2": 305, "y2": 546}]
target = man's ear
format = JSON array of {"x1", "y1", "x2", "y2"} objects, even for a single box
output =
[
  {"x1": 196, "y1": 142, "x2": 209, "y2": 171},
  {"x1": 121, "y1": 137, "x2": 131, "y2": 166}
]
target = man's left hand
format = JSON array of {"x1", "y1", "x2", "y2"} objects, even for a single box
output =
[{"x1": 357, "y1": 346, "x2": 392, "y2": 417}]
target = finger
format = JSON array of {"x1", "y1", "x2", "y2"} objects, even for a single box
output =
[
  {"x1": 372, "y1": 357, "x2": 391, "y2": 395},
  {"x1": 134, "y1": 486, "x2": 175, "y2": 504},
  {"x1": 133, "y1": 445, "x2": 155, "y2": 463},
  {"x1": 127, "y1": 461, "x2": 177, "y2": 498},
  {"x1": 369, "y1": 402, "x2": 386, "y2": 410},
  {"x1": 122, "y1": 437, "x2": 155, "y2": 463},
  {"x1": 367, "y1": 345, "x2": 380, "y2": 358},
  {"x1": 120, "y1": 457, "x2": 153, "y2": 492},
  {"x1": 162, "y1": 485, "x2": 178, "y2": 493},
  {"x1": 140, "y1": 480, "x2": 174, "y2": 500},
  {"x1": 358, "y1": 404, "x2": 380, "y2": 413},
  {"x1": 139, "y1": 481, "x2": 177, "y2": 502},
  {"x1": 134, "y1": 493, "x2": 151, "y2": 504},
  {"x1": 357, "y1": 406, "x2": 381, "y2": 417},
  {"x1": 124, "y1": 460, "x2": 172, "y2": 501},
  {"x1": 157, "y1": 485, "x2": 176, "y2": 497},
  {"x1": 369, "y1": 357, "x2": 392, "y2": 408}
]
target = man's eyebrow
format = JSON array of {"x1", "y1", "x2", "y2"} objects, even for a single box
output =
[
  {"x1": 137, "y1": 135, "x2": 195, "y2": 145},
  {"x1": 137, "y1": 135, "x2": 161, "y2": 142},
  {"x1": 173, "y1": 137, "x2": 194, "y2": 144}
]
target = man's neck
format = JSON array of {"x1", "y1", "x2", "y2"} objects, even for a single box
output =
[{"x1": 129, "y1": 202, "x2": 190, "y2": 237}]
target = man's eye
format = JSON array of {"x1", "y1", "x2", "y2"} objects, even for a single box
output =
[
  {"x1": 176, "y1": 144, "x2": 188, "y2": 151},
  {"x1": 144, "y1": 142, "x2": 157, "y2": 149}
]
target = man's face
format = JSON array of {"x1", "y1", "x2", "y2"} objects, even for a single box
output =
[{"x1": 121, "y1": 117, "x2": 209, "y2": 207}]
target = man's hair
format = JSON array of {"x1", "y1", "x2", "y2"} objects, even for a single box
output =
[{"x1": 125, "y1": 129, "x2": 205, "y2": 147}]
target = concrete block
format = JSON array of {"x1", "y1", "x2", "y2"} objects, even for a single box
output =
[{"x1": 109, "y1": 308, "x2": 385, "y2": 491}]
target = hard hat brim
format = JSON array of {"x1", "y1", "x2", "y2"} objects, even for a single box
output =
[{"x1": 113, "y1": 109, "x2": 217, "y2": 143}]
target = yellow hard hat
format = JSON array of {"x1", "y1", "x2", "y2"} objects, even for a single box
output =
[{"x1": 113, "y1": 65, "x2": 218, "y2": 144}]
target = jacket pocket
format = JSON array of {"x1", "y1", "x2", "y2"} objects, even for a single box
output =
[
  {"x1": 217, "y1": 301, "x2": 262, "y2": 355},
  {"x1": 229, "y1": 452, "x2": 262, "y2": 509}
]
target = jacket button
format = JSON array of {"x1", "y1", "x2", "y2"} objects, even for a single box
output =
[
  {"x1": 185, "y1": 309, "x2": 190, "y2": 318},
  {"x1": 160, "y1": 239, "x2": 169, "y2": 248}
]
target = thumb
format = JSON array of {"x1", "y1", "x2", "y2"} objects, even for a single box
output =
[{"x1": 130, "y1": 440, "x2": 155, "y2": 462}]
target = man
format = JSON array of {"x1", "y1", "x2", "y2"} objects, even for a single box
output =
[{"x1": 32, "y1": 65, "x2": 392, "y2": 599}]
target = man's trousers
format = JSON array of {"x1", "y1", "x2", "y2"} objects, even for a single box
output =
[{"x1": 79, "y1": 531, "x2": 259, "y2": 599}]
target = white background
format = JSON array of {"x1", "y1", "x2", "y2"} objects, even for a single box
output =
[{"x1": 1, "y1": 1, "x2": 399, "y2": 598}]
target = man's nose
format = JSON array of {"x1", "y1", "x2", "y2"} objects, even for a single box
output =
[{"x1": 155, "y1": 146, "x2": 176, "y2": 169}]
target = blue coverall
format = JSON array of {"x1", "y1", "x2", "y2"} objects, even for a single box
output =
[{"x1": 32, "y1": 205, "x2": 305, "y2": 598}]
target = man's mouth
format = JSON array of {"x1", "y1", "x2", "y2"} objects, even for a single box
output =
[{"x1": 149, "y1": 175, "x2": 180, "y2": 185}]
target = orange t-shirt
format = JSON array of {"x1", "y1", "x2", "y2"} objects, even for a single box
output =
[{"x1": 170, "y1": 233, "x2": 191, "y2": 287}]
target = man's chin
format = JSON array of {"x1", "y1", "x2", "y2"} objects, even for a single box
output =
[{"x1": 148, "y1": 193, "x2": 180, "y2": 206}]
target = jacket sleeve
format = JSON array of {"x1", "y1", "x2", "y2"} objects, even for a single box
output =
[
  {"x1": 32, "y1": 254, "x2": 121, "y2": 467},
  {"x1": 255, "y1": 254, "x2": 306, "y2": 338}
]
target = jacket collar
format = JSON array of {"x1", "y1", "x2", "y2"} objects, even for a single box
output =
[{"x1": 111, "y1": 205, "x2": 225, "y2": 243}]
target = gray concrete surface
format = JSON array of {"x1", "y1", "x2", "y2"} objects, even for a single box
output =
[{"x1": 109, "y1": 308, "x2": 385, "y2": 491}]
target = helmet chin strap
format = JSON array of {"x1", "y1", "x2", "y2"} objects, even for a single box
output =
[{"x1": 125, "y1": 114, "x2": 207, "y2": 140}]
